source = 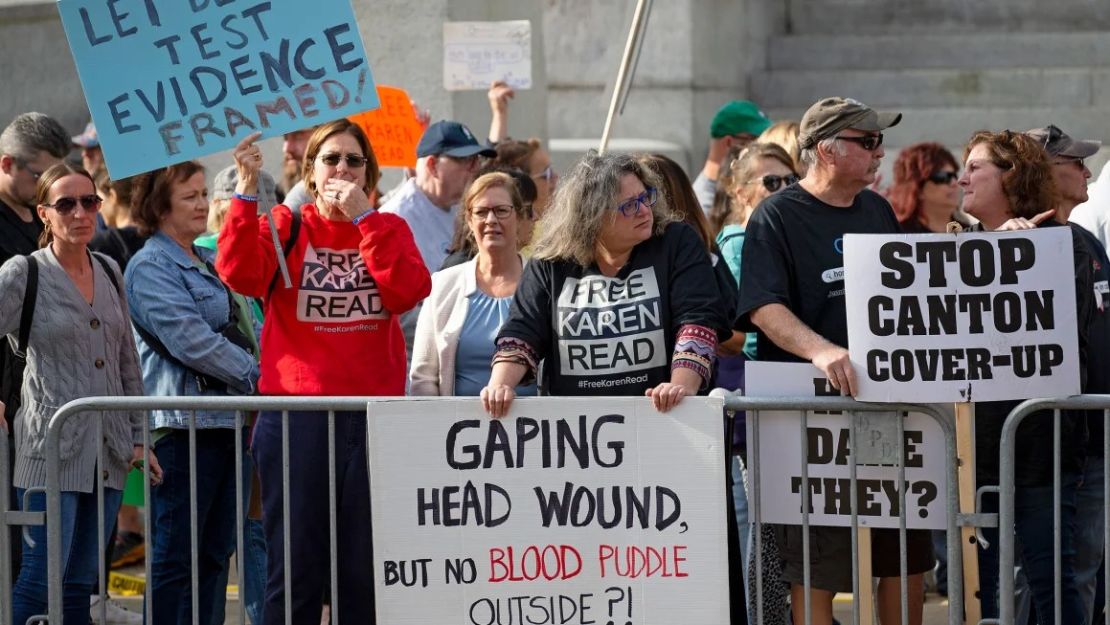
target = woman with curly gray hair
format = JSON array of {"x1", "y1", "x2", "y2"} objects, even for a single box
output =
[{"x1": 481, "y1": 151, "x2": 728, "y2": 416}]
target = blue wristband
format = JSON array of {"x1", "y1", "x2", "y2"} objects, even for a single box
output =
[
  {"x1": 233, "y1": 192, "x2": 258, "y2": 202},
  {"x1": 352, "y1": 208, "x2": 376, "y2": 225}
]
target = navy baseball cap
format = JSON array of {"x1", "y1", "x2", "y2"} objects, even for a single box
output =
[{"x1": 416, "y1": 120, "x2": 496, "y2": 158}]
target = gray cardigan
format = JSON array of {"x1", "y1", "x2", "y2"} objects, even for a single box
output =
[{"x1": 0, "y1": 249, "x2": 143, "y2": 493}]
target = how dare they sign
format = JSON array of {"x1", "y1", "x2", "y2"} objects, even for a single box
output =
[
  {"x1": 58, "y1": 0, "x2": 379, "y2": 178},
  {"x1": 746, "y1": 362, "x2": 948, "y2": 530},
  {"x1": 367, "y1": 397, "x2": 729, "y2": 625},
  {"x1": 844, "y1": 229, "x2": 1080, "y2": 403}
]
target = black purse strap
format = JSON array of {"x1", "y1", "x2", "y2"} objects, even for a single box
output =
[{"x1": 15, "y1": 256, "x2": 39, "y2": 360}]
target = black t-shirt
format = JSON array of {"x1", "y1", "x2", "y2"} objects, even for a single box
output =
[
  {"x1": 89, "y1": 226, "x2": 148, "y2": 274},
  {"x1": 498, "y1": 222, "x2": 728, "y2": 396},
  {"x1": 0, "y1": 198, "x2": 41, "y2": 418},
  {"x1": 969, "y1": 220, "x2": 1095, "y2": 486},
  {"x1": 0, "y1": 198, "x2": 42, "y2": 266},
  {"x1": 1072, "y1": 223, "x2": 1110, "y2": 455},
  {"x1": 735, "y1": 184, "x2": 900, "y2": 361}
]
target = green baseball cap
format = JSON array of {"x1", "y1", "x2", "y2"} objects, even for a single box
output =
[
  {"x1": 710, "y1": 100, "x2": 773, "y2": 139},
  {"x1": 798, "y1": 97, "x2": 901, "y2": 149}
]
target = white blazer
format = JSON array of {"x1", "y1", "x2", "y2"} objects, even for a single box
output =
[{"x1": 408, "y1": 256, "x2": 524, "y2": 396}]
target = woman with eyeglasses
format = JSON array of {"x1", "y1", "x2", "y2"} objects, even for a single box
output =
[
  {"x1": 0, "y1": 162, "x2": 161, "y2": 625},
  {"x1": 957, "y1": 129, "x2": 1094, "y2": 624},
  {"x1": 122, "y1": 161, "x2": 260, "y2": 625},
  {"x1": 411, "y1": 171, "x2": 538, "y2": 397},
  {"x1": 216, "y1": 121, "x2": 430, "y2": 625},
  {"x1": 493, "y1": 139, "x2": 559, "y2": 218},
  {"x1": 887, "y1": 142, "x2": 969, "y2": 233},
  {"x1": 441, "y1": 166, "x2": 537, "y2": 270},
  {"x1": 481, "y1": 151, "x2": 728, "y2": 417}
]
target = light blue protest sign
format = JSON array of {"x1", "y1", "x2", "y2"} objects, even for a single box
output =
[{"x1": 57, "y1": 0, "x2": 379, "y2": 179}]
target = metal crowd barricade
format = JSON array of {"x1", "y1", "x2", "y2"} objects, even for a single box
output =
[
  {"x1": 24, "y1": 395, "x2": 378, "y2": 625},
  {"x1": 998, "y1": 395, "x2": 1110, "y2": 625},
  {"x1": 723, "y1": 394, "x2": 964, "y2": 625}
]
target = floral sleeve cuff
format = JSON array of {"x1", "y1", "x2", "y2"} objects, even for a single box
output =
[
  {"x1": 493, "y1": 337, "x2": 539, "y2": 385},
  {"x1": 672, "y1": 324, "x2": 718, "y2": 389}
]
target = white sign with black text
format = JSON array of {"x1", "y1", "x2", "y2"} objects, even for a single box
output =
[
  {"x1": 368, "y1": 397, "x2": 729, "y2": 625},
  {"x1": 747, "y1": 362, "x2": 947, "y2": 530},
  {"x1": 844, "y1": 229, "x2": 1080, "y2": 403}
]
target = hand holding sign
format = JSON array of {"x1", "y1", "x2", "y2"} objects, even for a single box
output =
[
  {"x1": 232, "y1": 131, "x2": 264, "y2": 195},
  {"x1": 996, "y1": 209, "x2": 1056, "y2": 231},
  {"x1": 812, "y1": 343, "x2": 858, "y2": 397}
]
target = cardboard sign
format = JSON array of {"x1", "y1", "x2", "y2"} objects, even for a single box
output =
[
  {"x1": 443, "y1": 20, "x2": 532, "y2": 91},
  {"x1": 58, "y1": 0, "x2": 379, "y2": 179},
  {"x1": 347, "y1": 86, "x2": 422, "y2": 168},
  {"x1": 368, "y1": 397, "x2": 728, "y2": 625},
  {"x1": 747, "y1": 362, "x2": 947, "y2": 530},
  {"x1": 844, "y1": 229, "x2": 1080, "y2": 403}
]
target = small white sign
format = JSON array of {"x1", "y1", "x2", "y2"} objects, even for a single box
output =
[
  {"x1": 368, "y1": 396, "x2": 728, "y2": 625},
  {"x1": 747, "y1": 362, "x2": 947, "y2": 530},
  {"x1": 844, "y1": 229, "x2": 1080, "y2": 403},
  {"x1": 443, "y1": 20, "x2": 533, "y2": 91}
]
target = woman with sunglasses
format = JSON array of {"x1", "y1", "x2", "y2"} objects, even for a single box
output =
[
  {"x1": 217, "y1": 122, "x2": 430, "y2": 625},
  {"x1": 887, "y1": 142, "x2": 968, "y2": 233},
  {"x1": 122, "y1": 161, "x2": 260, "y2": 625},
  {"x1": 481, "y1": 151, "x2": 728, "y2": 417},
  {"x1": 957, "y1": 129, "x2": 1094, "y2": 623},
  {"x1": 410, "y1": 172, "x2": 537, "y2": 397},
  {"x1": 0, "y1": 162, "x2": 160, "y2": 625}
]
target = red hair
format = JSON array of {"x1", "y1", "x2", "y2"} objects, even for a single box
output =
[{"x1": 886, "y1": 142, "x2": 958, "y2": 224}]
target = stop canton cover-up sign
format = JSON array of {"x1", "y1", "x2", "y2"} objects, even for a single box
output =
[{"x1": 844, "y1": 229, "x2": 1080, "y2": 403}]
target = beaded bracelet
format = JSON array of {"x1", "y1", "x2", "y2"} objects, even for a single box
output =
[{"x1": 233, "y1": 193, "x2": 258, "y2": 202}]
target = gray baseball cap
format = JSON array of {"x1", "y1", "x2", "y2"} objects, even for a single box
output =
[
  {"x1": 798, "y1": 97, "x2": 902, "y2": 150},
  {"x1": 1025, "y1": 124, "x2": 1100, "y2": 159}
]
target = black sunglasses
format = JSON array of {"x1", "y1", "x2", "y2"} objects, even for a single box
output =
[
  {"x1": 928, "y1": 171, "x2": 958, "y2": 184},
  {"x1": 837, "y1": 133, "x2": 884, "y2": 151},
  {"x1": 42, "y1": 194, "x2": 102, "y2": 215},
  {"x1": 746, "y1": 174, "x2": 800, "y2": 193},
  {"x1": 319, "y1": 153, "x2": 368, "y2": 167}
]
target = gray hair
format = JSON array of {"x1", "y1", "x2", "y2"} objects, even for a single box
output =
[
  {"x1": 799, "y1": 136, "x2": 847, "y2": 168},
  {"x1": 532, "y1": 151, "x2": 675, "y2": 267},
  {"x1": 0, "y1": 112, "x2": 70, "y2": 163}
]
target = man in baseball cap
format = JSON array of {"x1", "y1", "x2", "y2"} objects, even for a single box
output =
[
  {"x1": 797, "y1": 96, "x2": 902, "y2": 150},
  {"x1": 381, "y1": 119, "x2": 495, "y2": 361},
  {"x1": 1027, "y1": 124, "x2": 1099, "y2": 216},
  {"x1": 71, "y1": 120, "x2": 104, "y2": 177},
  {"x1": 692, "y1": 100, "x2": 773, "y2": 212},
  {"x1": 737, "y1": 96, "x2": 930, "y2": 625}
]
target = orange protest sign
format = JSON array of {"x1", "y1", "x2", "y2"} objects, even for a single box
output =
[{"x1": 348, "y1": 85, "x2": 423, "y2": 168}]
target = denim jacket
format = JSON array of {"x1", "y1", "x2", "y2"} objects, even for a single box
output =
[{"x1": 124, "y1": 232, "x2": 260, "y2": 429}]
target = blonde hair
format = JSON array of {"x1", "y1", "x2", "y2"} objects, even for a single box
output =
[{"x1": 758, "y1": 120, "x2": 802, "y2": 173}]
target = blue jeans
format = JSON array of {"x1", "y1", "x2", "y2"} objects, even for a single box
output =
[
  {"x1": 253, "y1": 411, "x2": 375, "y2": 625},
  {"x1": 209, "y1": 440, "x2": 269, "y2": 625},
  {"x1": 13, "y1": 486, "x2": 122, "y2": 625},
  {"x1": 1075, "y1": 456, "x2": 1106, "y2": 625},
  {"x1": 147, "y1": 429, "x2": 240, "y2": 625},
  {"x1": 731, "y1": 455, "x2": 751, "y2": 592},
  {"x1": 979, "y1": 476, "x2": 1084, "y2": 624}
]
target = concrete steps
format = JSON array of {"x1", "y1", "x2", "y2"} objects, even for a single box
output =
[{"x1": 768, "y1": 32, "x2": 1110, "y2": 71}]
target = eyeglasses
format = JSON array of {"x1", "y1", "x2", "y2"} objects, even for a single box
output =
[
  {"x1": 745, "y1": 174, "x2": 800, "y2": 193},
  {"x1": 42, "y1": 194, "x2": 102, "y2": 215},
  {"x1": 319, "y1": 153, "x2": 368, "y2": 168},
  {"x1": 531, "y1": 164, "x2": 554, "y2": 184},
  {"x1": 471, "y1": 204, "x2": 515, "y2": 221},
  {"x1": 927, "y1": 171, "x2": 959, "y2": 184},
  {"x1": 614, "y1": 187, "x2": 658, "y2": 217},
  {"x1": 836, "y1": 133, "x2": 884, "y2": 151}
]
